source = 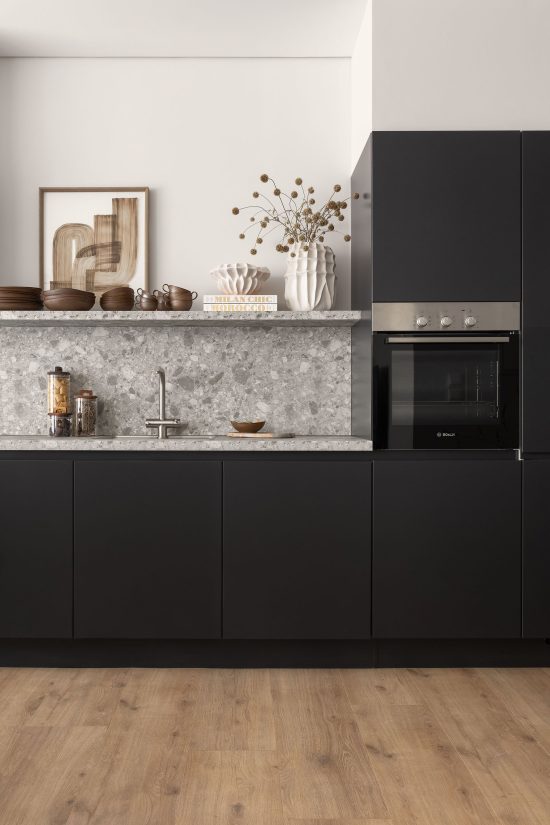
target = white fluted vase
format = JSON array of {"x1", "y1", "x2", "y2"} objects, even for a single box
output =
[{"x1": 284, "y1": 242, "x2": 336, "y2": 310}]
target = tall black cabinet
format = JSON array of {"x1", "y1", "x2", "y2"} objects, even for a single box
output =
[
  {"x1": 522, "y1": 132, "x2": 550, "y2": 638},
  {"x1": 522, "y1": 132, "x2": 550, "y2": 454}
]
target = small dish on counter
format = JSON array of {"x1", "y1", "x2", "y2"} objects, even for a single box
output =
[
  {"x1": 230, "y1": 420, "x2": 266, "y2": 434},
  {"x1": 43, "y1": 288, "x2": 95, "y2": 311}
]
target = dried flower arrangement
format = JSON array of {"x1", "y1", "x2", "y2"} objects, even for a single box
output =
[{"x1": 232, "y1": 174, "x2": 359, "y2": 257}]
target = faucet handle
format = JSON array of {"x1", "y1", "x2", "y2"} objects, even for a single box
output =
[{"x1": 146, "y1": 418, "x2": 181, "y2": 427}]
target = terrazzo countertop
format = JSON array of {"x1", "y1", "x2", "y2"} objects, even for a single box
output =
[{"x1": 0, "y1": 435, "x2": 373, "y2": 452}]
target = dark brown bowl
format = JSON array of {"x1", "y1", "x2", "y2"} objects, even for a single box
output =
[
  {"x1": 43, "y1": 288, "x2": 95, "y2": 302},
  {"x1": 44, "y1": 294, "x2": 95, "y2": 311},
  {"x1": 231, "y1": 420, "x2": 266, "y2": 434},
  {"x1": 100, "y1": 291, "x2": 135, "y2": 311},
  {"x1": 100, "y1": 302, "x2": 135, "y2": 311},
  {"x1": 0, "y1": 286, "x2": 42, "y2": 294},
  {"x1": 0, "y1": 301, "x2": 43, "y2": 311},
  {"x1": 102, "y1": 286, "x2": 134, "y2": 297}
]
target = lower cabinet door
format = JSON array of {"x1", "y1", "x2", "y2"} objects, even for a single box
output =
[
  {"x1": 223, "y1": 460, "x2": 371, "y2": 639},
  {"x1": 74, "y1": 460, "x2": 221, "y2": 638},
  {"x1": 523, "y1": 459, "x2": 550, "y2": 637},
  {"x1": 0, "y1": 460, "x2": 73, "y2": 638},
  {"x1": 373, "y1": 460, "x2": 521, "y2": 639}
]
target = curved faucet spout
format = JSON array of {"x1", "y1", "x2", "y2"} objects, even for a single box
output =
[{"x1": 145, "y1": 367, "x2": 181, "y2": 439}]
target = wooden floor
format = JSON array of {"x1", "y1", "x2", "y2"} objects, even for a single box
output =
[{"x1": 0, "y1": 667, "x2": 549, "y2": 824}]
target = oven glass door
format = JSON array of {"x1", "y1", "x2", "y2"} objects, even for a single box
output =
[{"x1": 373, "y1": 334, "x2": 519, "y2": 449}]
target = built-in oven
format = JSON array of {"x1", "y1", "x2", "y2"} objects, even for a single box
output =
[{"x1": 373, "y1": 302, "x2": 520, "y2": 450}]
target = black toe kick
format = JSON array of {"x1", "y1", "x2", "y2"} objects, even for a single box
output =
[{"x1": 1, "y1": 639, "x2": 550, "y2": 669}]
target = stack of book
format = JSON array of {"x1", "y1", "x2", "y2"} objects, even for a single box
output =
[{"x1": 203, "y1": 294, "x2": 277, "y2": 312}]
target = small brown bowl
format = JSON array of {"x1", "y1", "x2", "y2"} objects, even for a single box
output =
[
  {"x1": 100, "y1": 287, "x2": 135, "y2": 311},
  {"x1": 43, "y1": 288, "x2": 95, "y2": 297},
  {"x1": 43, "y1": 289, "x2": 95, "y2": 311},
  {"x1": 103, "y1": 286, "x2": 134, "y2": 295},
  {"x1": 231, "y1": 420, "x2": 266, "y2": 434}
]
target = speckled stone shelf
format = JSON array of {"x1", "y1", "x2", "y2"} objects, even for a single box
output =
[{"x1": 0, "y1": 310, "x2": 367, "y2": 327}]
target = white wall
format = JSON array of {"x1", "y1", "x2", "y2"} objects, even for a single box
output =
[
  {"x1": 372, "y1": 0, "x2": 550, "y2": 130},
  {"x1": 0, "y1": 57, "x2": 351, "y2": 306},
  {"x1": 351, "y1": 0, "x2": 372, "y2": 171}
]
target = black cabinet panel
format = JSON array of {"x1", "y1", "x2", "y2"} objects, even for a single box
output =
[
  {"x1": 0, "y1": 460, "x2": 73, "y2": 638},
  {"x1": 372, "y1": 131, "x2": 521, "y2": 302},
  {"x1": 223, "y1": 460, "x2": 371, "y2": 639},
  {"x1": 373, "y1": 460, "x2": 521, "y2": 638},
  {"x1": 522, "y1": 132, "x2": 550, "y2": 452},
  {"x1": 74, "y1": 460, "x2": 221, "y2": 638},
  {"x1": 523, "y1": 459, "x2": 550, "y2": 637}
]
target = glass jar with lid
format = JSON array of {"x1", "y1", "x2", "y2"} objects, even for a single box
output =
[
  {"x1": 47, "y1": 367, "x2": 71, "y2": 415},
  {"x1": 75, "y1": 389, "x2": 98, "y2": 437}
]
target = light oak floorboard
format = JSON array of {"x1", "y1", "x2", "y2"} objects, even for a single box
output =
[
  {"x1": 0, "y1": 667, "x2": 548, "y2": 824},
  {"x1": 402, "y1": 668, "x2": 550, "y2": 825}
]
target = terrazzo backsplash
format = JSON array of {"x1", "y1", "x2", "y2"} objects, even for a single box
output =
[{"x1": 0, "y1": 325, "x2": 351, "y2": 435}]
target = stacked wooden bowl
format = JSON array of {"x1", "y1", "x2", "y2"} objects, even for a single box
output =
[
  {"x1": 43, "y1": 288, "x2": 95, "y2": 311},
  {"x1": 0, "y1": 286, "x2": 43, "y2": 310},
  {"x1": 99, "y1": 286, "x2": 135, "y2": 311}
]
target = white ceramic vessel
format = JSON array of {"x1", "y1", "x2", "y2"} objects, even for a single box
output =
[
  {"x1": 210, "y1": 262, "x2": 270, "y2": 295},
  {"x1": 284, "y1": 242, "x2": 336, "y2": 310}
]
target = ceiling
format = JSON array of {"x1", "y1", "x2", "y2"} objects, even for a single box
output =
[{"x1": 0, "y1": 0, "x2": 367, "y2": 57}]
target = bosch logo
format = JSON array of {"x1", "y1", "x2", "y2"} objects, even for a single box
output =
[{"x1": 437, "y1": 432, "x2": 456, "y2": 438}]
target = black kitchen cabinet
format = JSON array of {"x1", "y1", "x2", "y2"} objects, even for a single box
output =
[
  {"x1": 74, "y1": 460, "x2": 221, "y2": 638},
  {"x1": 522, "y1": 132, "x2": 550, "y2": 452},
  {"x1": 523, "y1": 459, "x2": 550, "y2": 637},
  {"x1": 223, "y1": 460, "x2": 371, "y2": 639},
  {"x1": 373, "y1": 460, "x2": 521, "y2": 638},
  {"x1": 371, "y1": 131, "x2": 521, "y2": 302},
  {"x1": 0, "y1": 460, "x2": 73, "y2": 638}
]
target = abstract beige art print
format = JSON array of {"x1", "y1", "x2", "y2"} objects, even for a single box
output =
[{"x1": 40, "y1": 187, "x2": 149, "y2": 298}]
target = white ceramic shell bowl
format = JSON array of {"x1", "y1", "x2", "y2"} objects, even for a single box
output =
[{"x1": 210, "y1": 262, "x2": 270, "y2": 295}]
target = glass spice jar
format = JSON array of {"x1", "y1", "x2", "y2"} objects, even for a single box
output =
[
  {"x1": 75, "y1": 389, "x2": 98, "y2": 437},
  {"x1": 47, "y1": 366, "x2": 71, "y2": 415}
]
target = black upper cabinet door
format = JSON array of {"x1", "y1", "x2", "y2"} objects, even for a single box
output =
[
  {"x1": 522, "y1": 133, "x2": 550, "y2": 452},
  {"x1": 372, "y1": 131, "x2": 521, "y2": 302},
  {"x1": 74, "y1": 460, "x2": 221, "y2": 639},
  {"x1": 523, "y1": 459, "x2": 550, "y2": 637},
  {"x1": 373, "y1": 460, "x2": 521, "y2": 639},
  {"x1": 223, "y1": 460, "x2": 371, "y2": 639},
  {"x1": 0, "y1": 460, "x2": 73, "y2": 638}
]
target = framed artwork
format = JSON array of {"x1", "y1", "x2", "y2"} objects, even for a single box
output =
[{"x1": 39, "y1": 187, "x2": 149, "y2": 298}]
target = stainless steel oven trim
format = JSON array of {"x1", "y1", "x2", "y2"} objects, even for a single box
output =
[
  {"x1": 385, "y1": 336, "x2": 511, "y2": 344},
  {"x1": 373, "y1": 301, "x2": 520, "y2": 332}
]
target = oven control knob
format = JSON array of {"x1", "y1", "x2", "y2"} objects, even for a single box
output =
[
  {"x1": 416, "y1": 316, "x2": 428, "y2": 328},
  {"x1": 464, "y1": 315, "x2": 477, "y2": 327},
  {"x1": 440, "y1": 316, "x2": 453, "y2": 327}
]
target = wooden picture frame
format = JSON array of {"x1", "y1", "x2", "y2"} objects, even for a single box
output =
[{"x1": 39, "y1": 187, "x2": 149, "y2": 297}]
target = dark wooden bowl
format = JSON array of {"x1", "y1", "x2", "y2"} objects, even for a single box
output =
[
  {"x1": 43, "y1": 292, "x2": 95, "y2": 311},
  {"x1": 230, "y1": 420, "x2": 266, "y2": 434}
]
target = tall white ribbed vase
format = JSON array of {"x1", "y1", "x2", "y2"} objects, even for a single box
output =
[{"x1": 284, "y1": 242, "x2": 336, "y2": 310}]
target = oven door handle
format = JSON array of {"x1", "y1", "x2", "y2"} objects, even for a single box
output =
[{"x1": 385, "y1": 336, "x2": 511, "y2": 344}]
